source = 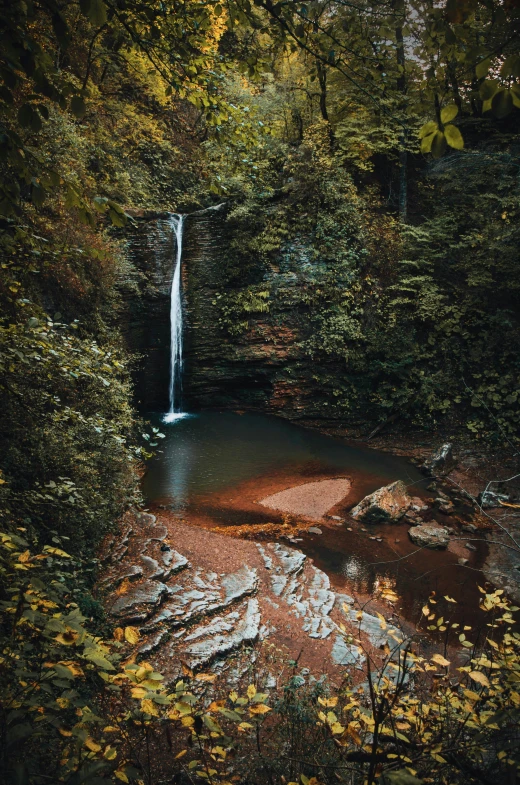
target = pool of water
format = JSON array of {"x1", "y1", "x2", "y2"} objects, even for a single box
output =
[
  {"x1": 142, "y1": 411, "x2": 425, "y2": 504},
  {"x1": 142, "y1": 411, "x2": 487, "y2": 630}
]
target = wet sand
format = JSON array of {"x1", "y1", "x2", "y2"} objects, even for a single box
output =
[{"x1": 259, "y1": 477, "x2": 352, "y2": 519}]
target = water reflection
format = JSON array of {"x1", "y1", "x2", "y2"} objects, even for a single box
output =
[
  {"x1": 143, "y1": 411, "x2": 425, "y2": 506},
  {"x1": 342, "y1": 555, "x2": 366, "y2": 584}
]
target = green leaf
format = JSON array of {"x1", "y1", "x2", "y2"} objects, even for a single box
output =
[
  {"x1": 444, "y1": 124, "x2": 464, "y2": 150},
  {"x1": 203, "y1": 714, "x2": 223, "y2": 734},
  {"x1": 93, "y1": 196, "x2": 108, "y2": 212},
  {"x1": 431, "y1": 130, "x2": 447, "y2": 159},
  {"x1": 31, "y1": 181, "x2": 46, "y2": 207},
  {"x1": 420, "y1": 132, "x2": 436, "y2": 154},
  {"x1": 510, "y1": 83, "x2": 520, "y2": 109},
  {"x1": 501, "y1": 55, "x2": 520, "y2": 79},
  {"x1": 491, "y1": 88, "x2": 513, "y2": 119},
  {"x1": 53, "y1": 663, "x2": 75, "y2": 679},
  {"x1": 70, "y1": 96, "x2": 86, "y2": 119},
  {"x1": 18, "y1": 103, "x2": 42, "y2": 132},
  {"x1": 479, "y1": 79, "x2": 499, "y2": 101},
  {"x1": 79, "y1": 0, "x2": 107, "y2": 26},
  {"x1": 85, "y1": 651, "x2": 115, "y2": 671},
  {"x1": 419, "y1": 121, "x2": 438, "y2": 139},
  {"x1": 108, "y1": 208, "x2": 126, "y2": 227},
  {"x1": 52, "y1": 12, "x2": 70, "y2": 48},
  {"x1": 440, "y1": 104, "x2": 458, "y2": 124},
  {"x1": 380, "y1": 770, "x2": 423, "y2": 785},
  {"x1": 217, "y1": 708, "x2": 243, "y2": 722},
  {"x1": 476, "y1": 58, "x2": 491, "y2": 80}
]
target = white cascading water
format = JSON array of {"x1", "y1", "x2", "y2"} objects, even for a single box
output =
[{"x1": 163, "y1": 213, "x2": 187, "y2": 423}]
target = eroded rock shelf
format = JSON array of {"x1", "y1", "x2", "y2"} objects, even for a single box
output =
[{"x1": 100, "y1": 509, "x2": 405, "y2": 680}]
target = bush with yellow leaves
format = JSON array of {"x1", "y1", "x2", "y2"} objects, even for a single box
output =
[{"x1": 3, "y1": 523, "x2": 520, "y2": 785}]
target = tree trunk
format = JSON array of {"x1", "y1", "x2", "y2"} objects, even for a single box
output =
[{"x1": 316, "y1": 61, "x2": 329, "y2": 122}]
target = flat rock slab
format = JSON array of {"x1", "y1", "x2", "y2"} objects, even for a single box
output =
[
  {"x1": 258, "y1": 478, "x2": 351, "y2": 520},
  {"x1": 109, "y1": 580, "x2": 170, "y2": 622},
  {"x1": 409, "y1": 524, "x2": 449, "y2": 550}
]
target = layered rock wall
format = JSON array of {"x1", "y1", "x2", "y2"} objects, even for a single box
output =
[{"x1": 119, "y1": 205, "x2": 336, "y2": 419}]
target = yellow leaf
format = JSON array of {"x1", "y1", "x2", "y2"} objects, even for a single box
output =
[
  {"x1": 43, "y1": 546, "x2": 71, "y2": 558},
  {"x1": 196, "y1": 673, "x2": 217, "y2": 682},
  {"x1": 85, "y1": 737, "x2": 102, "y2": 752},
  {"x1": 463, "y1": 689, "x2": 480, "y2": 701},
  {"x1": 441, "y1": 104, "x2": 458, "y2": 124},
  {"x1": 249, "y1": 704, "x2": 271, "y2": 715},
  {"x1": 318, "y1": 696, "x2": 338, "y2": 707},
  {"x1": 59, "y1": 660, "x2": 84, "y2": 678},
  {"x1": 431, "y1": 654, "x2": 450, "y2": 667},
  {"x1": 181, "y1": 715, "x2": 194, "y2": 727},
  {"x1": 103, "y1": 726, "x2": 119, "y2": 732},
  {"x1": 175, "y1": 750, "x2": 187, "y2": 759},
  {"x1": 141, "y1": 699, "x2": 159, "y2": 716},
  {"x1": 124, "y1": 626, "x2": 140, "y2": 645},
  {"x1": 55, "y1": 628, "x2": 80, "y2": 646},
  {"x1": 419, "y1": 120, "x2": 438, "y2": 139},
  {"x1": 421, "y1": 131, "x2": 436, "y2": 154},
  {"x1": 59, "y1": 728, "x2": 72, "y2": 737},
  {"x1": 104, "y1": 746, "x2": 117, "y2": 760},
  {"x1": 115, "y1": 771, "x2": 129, "y2": 783},
  {"x1": 469, "y1": 671, "x2": 490, "y2": 688},
  {"x1": 131, "y1": 687, "x2": 147, "y2": 699},
  {"x1": 444, "y1": 596, "x2": 456, "y2": 603},
  {"x1": 18, "y1": 550, "x2": 31, "y2": 563},
  {"x1": 421, "y1": 605, "x2": 429, "y2": 616},
  {"x1": 444, "y1": 124, "x2": 464, "y2": 150},
  {"x1": 247, "y1": 684, "x2": 257, "y2": 700}
]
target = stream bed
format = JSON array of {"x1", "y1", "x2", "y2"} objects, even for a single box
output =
[{"x1": 143, "y1": 411, "x2": 487, "y2": 630}]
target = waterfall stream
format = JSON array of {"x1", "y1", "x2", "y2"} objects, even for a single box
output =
[{"x1": 164, "y1": 213, "x2": 187, "y2": 423}]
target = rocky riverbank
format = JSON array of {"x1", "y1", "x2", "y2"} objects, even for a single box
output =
[
  {"x1": 97, "y1": 430, "x2": 516, "y2": 686},
  {"x1": 98, "y1": 508, "x2": 413, "y2": 684}
]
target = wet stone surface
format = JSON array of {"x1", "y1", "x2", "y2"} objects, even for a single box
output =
[
  {"x1": 100, "y1": 511, "x2": 410, "y2": 681},
  {"x1": 409, "y1": 524, "x2": 450, "y2": 550},
  {"x1": 350, "y1": 481, "x2": 412, "y2": 524}
]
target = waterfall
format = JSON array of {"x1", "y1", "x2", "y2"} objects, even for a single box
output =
[{"x1": 164, "y1": 213, "x2": 187, "y2": 423}]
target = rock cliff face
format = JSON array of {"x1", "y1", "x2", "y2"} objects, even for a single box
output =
[
  {"x1": 119, "y1": 205, "x2": 341, "y2": 419},
  {"x1": 182, "y1": 205, "x2": 276, "y2": 411},
  {"x1": 118, "y1": 211, "x2": 176, "y2": 412}
]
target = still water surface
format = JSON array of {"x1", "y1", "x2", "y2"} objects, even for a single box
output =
[{"x1": 143, "y1": 411, "x2": 424, "y2": 503}]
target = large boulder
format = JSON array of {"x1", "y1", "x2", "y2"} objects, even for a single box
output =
[
  {"x1": 350, "y1": 480, "x2": 412, "y2": 524},
  {"x1": 408, "y1": 524, "x2": 449, "y2": 550},
  {"x1": 421, "y1": 443, "x2": 456, "y2": 476}
]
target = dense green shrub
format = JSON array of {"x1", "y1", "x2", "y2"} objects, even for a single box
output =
[{"x1": 0, "y1": 313, "x2": 142, "y2": 553}]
